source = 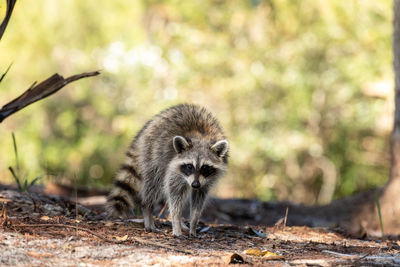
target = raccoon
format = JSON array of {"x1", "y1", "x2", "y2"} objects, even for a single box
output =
[{"x1": 107, "y1": 104, "x2": 229, "y2": 236}]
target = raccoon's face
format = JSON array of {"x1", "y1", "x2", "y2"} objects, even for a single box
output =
[
  {"x1": 170, "y1": 135, "x2": 229, "y2": 189},
  {"x1": 178, "y1": 162, "x2": 218, "y2": 189}
]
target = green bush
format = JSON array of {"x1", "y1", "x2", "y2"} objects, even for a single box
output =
[{"x1": 0, "y1": 0, "x2": 392, "y2": 204}]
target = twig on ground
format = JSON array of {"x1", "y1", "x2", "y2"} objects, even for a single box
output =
[
  {"x1": 157, "y1": 202, "x2": 168, "y2": 219},
  {"x1": 1, "y1": 203, "x2": 6, "y2": 219},
  {"x1": 322, "y1": 250, "x2": 361, "y2": 260},
  {"x1": 284, "y1": 207, "x2": 289, "y2": 227},
  {"x1": 10, "y1": 223, "x2": 192, "y2": 254},
  {"x1": 0, "y1": 203, "x2": 9, "y2": 227}
]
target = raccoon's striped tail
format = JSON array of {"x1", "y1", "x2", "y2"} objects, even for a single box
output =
[{"x1": 106, "y1": 163, "x2": 142, "y2": 217}]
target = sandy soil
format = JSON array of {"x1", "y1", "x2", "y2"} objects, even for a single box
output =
[{"x1": 1, "y1": 188, "x2": 400, "y2": 266}]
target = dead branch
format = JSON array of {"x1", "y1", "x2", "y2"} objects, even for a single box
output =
[
  {"x1": 0, "y1": 0, "x2": 17, "y2": 41},
  {"x1": 0, "y1": 71, "x2": 100, "y2": 123},
  {"x1": 0, "y1": 63, "x2": 12, "y2": 84},
  {"x1": 10, "y1": 223, "x2": 192, "y2": 254}
]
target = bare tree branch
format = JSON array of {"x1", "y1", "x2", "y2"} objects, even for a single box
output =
[
  {"x1": 0, "y1": 71, "x2": 100, "y2": 123},
  {"x1": 0, "y1": 0, "x2": 17, "y2": 41},
  {"x1": 0, "y1": 63, "x2": 12, "y2": 84}
]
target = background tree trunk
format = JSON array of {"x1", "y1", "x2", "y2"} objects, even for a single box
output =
[
  {"x1": 376, "y1": 0, "x2": 400, "y2": 234},
  {"x1": 324, "y1": 1, "x2": 400, "y2": 235},
  {"x1": 328, "y1": 1, "x2": 400, "y2": 235},
  {"x1": 234, "y1": 2, "x2": 400, "y2": 236}
]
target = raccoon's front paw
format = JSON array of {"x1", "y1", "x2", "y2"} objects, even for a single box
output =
[
  {"x1": 189, "y1": 228, "x2": 197, "y2": 237},
  {"x1": 172, "y1": 228, "x2": 184, "y2": 237},
  {"x1": 144, "y1": 219, "x2": 157, "y2": 231},
  {"x1": 144, "y1": 223, "x2": 157, "y2": 232},
  {"x1": 145, "y1": 227, "x2": 157, "y2": 232},
  {"x1": 173, "y1": 233, "x2": 188, "y2": 239},
  {"x1": 147, "y1": 228, "x2": 165, "y2": 235}
]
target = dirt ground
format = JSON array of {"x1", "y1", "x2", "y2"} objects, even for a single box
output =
[{"x1": 1, "y1": 186, "x2": 400, "y2": 266}]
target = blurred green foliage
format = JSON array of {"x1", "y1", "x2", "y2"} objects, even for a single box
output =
[{"x1": 0, "y1": 0, "x2": 393, "y2": 204}]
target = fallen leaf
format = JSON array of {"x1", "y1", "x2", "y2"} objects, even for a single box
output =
[
  {"x1": 225, "y1": 253, "x2": 245, "y2": 264},
  {"x1": 263, "y1": 251, "x2": 284, "y2": 260},
  {"x1": 115, "y1": 235, "x2": 128, "y2": 241},
  {"x1": 40, "y1": 216, "x2": 50, "y2": 221},
  {"x1": 244, "y1": 249, "x2": 284, "y2": 260},
  {"x1": 199, "y1": 226, "x2": 211, "y2": 233},
  {"x1": 244, "y1": 248, "x2": 264, "y2": 256},
  {"x1": 246, "y1": 227, "x2": 266, "y2": 238}
]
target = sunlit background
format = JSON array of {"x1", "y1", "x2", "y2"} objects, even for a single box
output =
[{"x1": 0, "y1": 0, "x2": 393, "y2": 204}]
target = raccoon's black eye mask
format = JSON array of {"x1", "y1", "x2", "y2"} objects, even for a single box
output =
[
  {"x1": 180, "y1": 163, "x2": 216, "y2": 177},
  {"x1": 180, "y1": 164, "x2": 194, "y2": 176},
  {"x1": 200, "y1": 165, "x2": 216, "y2": 177}
]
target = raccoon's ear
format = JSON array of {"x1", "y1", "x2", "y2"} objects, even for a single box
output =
[
  {"x1": 173, "y1": 136, "x2": 190, "y2": 153},
  {"x1": 211, "y1": 140, "x2": 229, "y2": 158}
]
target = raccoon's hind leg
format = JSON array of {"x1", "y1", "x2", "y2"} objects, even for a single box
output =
[
  {"x1": 141, "y1": 170, "x2": 165, "y2": 231},
  {"x1": 141, "y1": 191, "x2": 156, "y2": 230},
  {"x1": 142, "y1": 206, "x2": 156, "y2": 231},
  {"x1": 189, "y1": 189, "x2": 208, "y2": 237}
]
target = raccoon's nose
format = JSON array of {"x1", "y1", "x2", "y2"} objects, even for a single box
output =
[{"x1": 191, "y1": 180, "x2": 200, "y2": 189}]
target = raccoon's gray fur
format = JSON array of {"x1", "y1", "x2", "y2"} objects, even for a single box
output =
[{"x1": 107, "y1": 104, "x2": 229, "y2": 236}]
